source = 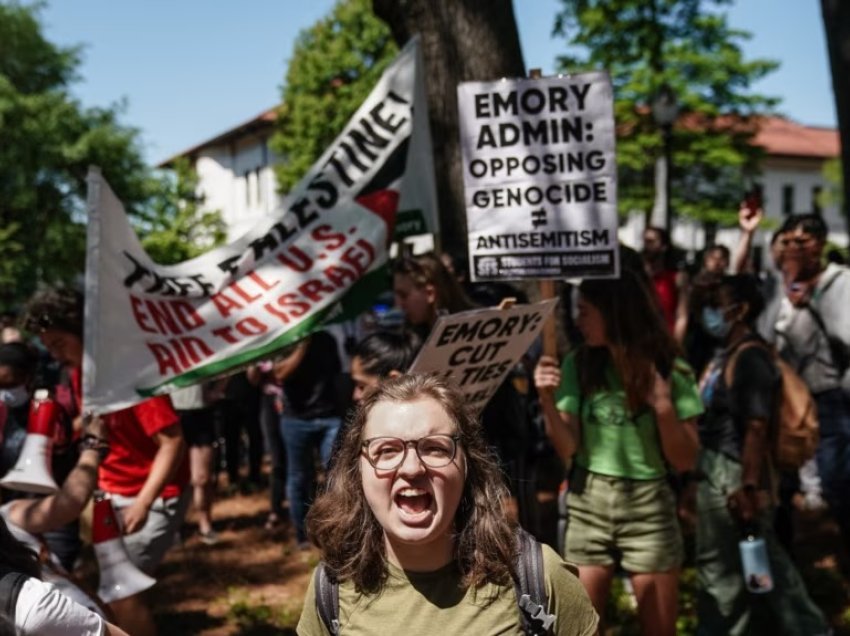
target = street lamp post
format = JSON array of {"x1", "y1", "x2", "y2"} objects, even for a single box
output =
[{"x1": 652, "y1": 84, "x2": 678, "y2": 232}]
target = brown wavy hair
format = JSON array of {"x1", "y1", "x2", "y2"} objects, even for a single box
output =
[
  {"x1": 393, "y1": 252, "x2": 476, "y2": 317},
  {"x1": 577, "y1": 268, "x2": 683, "y2": 413},
  {"x1": 306, "y1": 373, "x2": 517, "y2": 593}
]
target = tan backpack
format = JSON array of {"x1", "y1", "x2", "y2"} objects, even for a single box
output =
[{"x1": 724, "y1": 340, "x2": 819, "y2": 471}]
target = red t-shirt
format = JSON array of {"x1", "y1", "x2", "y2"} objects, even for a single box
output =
[
  {"x1": 652, "y1": 269, "x2": 679, "y2": 333},
  {"x1": 69, "y1": 369, "x2": 188, "y2": 498}
]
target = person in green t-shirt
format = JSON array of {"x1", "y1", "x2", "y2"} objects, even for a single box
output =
[
  {"x1": 535, "y1": 269, "x2": 703, "y2": 636},
  {"x1": 298, "y1": 373, "x2": 598, "y2": 635}
]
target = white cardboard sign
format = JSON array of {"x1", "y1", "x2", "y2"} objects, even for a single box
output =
[
  {"x1": 409, "y1": 298, "x2": 558, "y2": 412},
  {"x1": 458, "y1": 72, "x2": 619, "y2": 281}
]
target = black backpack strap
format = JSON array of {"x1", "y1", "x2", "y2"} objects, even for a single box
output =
[
  {"x1": 514, "y1": 528, "x2": 555, "y2": 635},
  {"x1": 0, "y1": 571, "x2": 29, "y2": 624},
  {"x1": 805, "y1": 301, "x2": 850, "y2": 375},
  {"x1": 313, "y1": 562, "x2": 340, "y2": 635}
]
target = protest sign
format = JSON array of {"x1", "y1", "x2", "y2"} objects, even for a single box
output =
[
  {"x1": 83, "y1": 38, "x2": 436, "y2": 413},
  {"x1": 457, "y1": 72, "x2": 619, "y2": 281},
  {"x1": 408, "y1": 298, "x2": 558, "y2": 412}
]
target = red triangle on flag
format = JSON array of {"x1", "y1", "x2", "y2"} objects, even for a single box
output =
[{"x1": 356, "y1": 189, "x2": 399, "y2": 245}]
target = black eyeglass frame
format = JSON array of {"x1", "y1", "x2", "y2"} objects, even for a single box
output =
[{"x1": 360, "y1": 434, "x2": 462, "y2": 471}]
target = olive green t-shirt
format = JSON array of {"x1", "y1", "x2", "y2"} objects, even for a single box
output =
[
  {"x1": 555, "y1": 352, "x2": 703, "y2": 480},
  {"x1": 297, "y1": 544, "x2": 598, "y2": 635}
]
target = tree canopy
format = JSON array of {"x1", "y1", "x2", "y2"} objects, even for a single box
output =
[
  {"x1": 373, "y1": 0, "x2": 526, "y2": 255},
  {"x1": 820, "y1": 0, "x2": 850, "y2": 233},
  {"x1": 271, "y1": 0, "x2": 398, "y2": 195},
  {"x1": 138, "y1": 158, "x2": 227, "y2": 265},
  {"x1": 554, "y1": 0, "x2": 779, "y2": 226},
  {"x1": 0, "y1": 1, "x2": 150, "y2": 309}
]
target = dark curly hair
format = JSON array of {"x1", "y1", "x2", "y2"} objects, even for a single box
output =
[
  {"x1": 20, "y1": 287, "x2": 84, "y2": 338},
  {"x1": 306, "y1": 373, "x2": 517, "y2": 593}
]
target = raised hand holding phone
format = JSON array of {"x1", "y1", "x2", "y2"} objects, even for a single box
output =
[{"x1": 738, "y1": 194, "x2": 763, "y2": 234}]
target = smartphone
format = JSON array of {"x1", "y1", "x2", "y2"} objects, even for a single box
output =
[{"x1": 744, "y1": 185, "x2": 762, "y2": 212}]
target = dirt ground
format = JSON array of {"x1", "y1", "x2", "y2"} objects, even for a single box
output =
[
  {"x1": 150, "y1": 485, "x2": 311, "y2": 635},
  {"x1": 148, "y1": 475, "x2": 850, "y2": 635}
]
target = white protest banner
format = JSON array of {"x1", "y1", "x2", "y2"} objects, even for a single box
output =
[
  {"x1": 408, "y1": 298, "x2": 558, "y2": 412},
  {"x1": 83, "y1": 38, "x2": 436, "y2": 413},
  {"x1": 457, "y1": 72, "x2": 619, "y2": 281}
]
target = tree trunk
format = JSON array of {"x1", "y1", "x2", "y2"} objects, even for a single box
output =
[
  {"x1": 821, "y1": 0, "x2": 850, "y2": 234},
  {"x1": 373, "y1": 0, "x2": 526, "y2": 256}
]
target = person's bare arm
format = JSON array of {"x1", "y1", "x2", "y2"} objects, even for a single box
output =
[
  {"x1": 9, "y1": 450, "x2": 100, "y2": 534},
  {"x1": 727, "y1": 417, "x2": 769, "y2": 524},
  {"x1": 534, "y1": 355, "x2": 581, "y2": 461},
  {"x1": 272, "y1": 341, "x2": 308, "y2": 383},
  {"x1": 120, "y1": 424, "x2": 185, "y2": 534},
  {"x1": 105, "y1": 621, "x2": 131, "y2": 636},
  {"x1": 9, "y1": 415, "x2": 108, "y2": 534},
  {"x1": 649, "y1": 371, "x2": 700, "y2": 472},
  {"x1": 732, "y1": 203, "x2": 763, "y2": 274}
]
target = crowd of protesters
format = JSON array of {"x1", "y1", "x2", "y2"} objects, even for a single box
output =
[{"x1": 0, "y1": 202, "x2": 848, "y2": 634}]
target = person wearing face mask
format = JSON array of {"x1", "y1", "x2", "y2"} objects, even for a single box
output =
[
  {"x1": 694, "y1": 275, "x2": 829, "y2": 636},
  {"x1": 0, "y1": 342, "x2": 42, "y2": 472},
  {"x1": 21, "y1": 288, "x2": 188, "y2": 636},
  {"x1": 0, "y1": 342, "x2": 80, "y2": 571},
  {"x1": 1, "y1": 412, "x2": 119, "y2": 625}
]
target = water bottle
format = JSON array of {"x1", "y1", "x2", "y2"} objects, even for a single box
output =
[{"x1": 739, "y1": 532, "x2": 774, "y2": 594}]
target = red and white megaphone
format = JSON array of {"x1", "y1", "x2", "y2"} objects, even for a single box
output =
[
  {"x1": 93, "y1": 496, "x2": 156, "y2": 603},
  {"x1": 0, "y1": 389, "x2": 59, "y2": 494}
]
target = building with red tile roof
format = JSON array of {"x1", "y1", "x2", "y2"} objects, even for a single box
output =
[{"x1": 162, "y1": 108, "x2": 844, "y2": 250}]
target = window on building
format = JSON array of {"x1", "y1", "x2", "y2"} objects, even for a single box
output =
[
  {"x1": 249, "y1": 170, "x2": 265, "y2": 209},
  {"x1": 255, "y1": 167, "x2": 263, "y2": 208},
  {"x1": 812, "y1": 185, "x2": 822, "y2": 215},
  {"x1": 782, "y1": 184, "x2": 794, "y2": 216}
]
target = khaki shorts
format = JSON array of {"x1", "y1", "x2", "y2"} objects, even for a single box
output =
[
  {"x1": 109, "y1": 491, "x2": 190, "y2": 575},
  {"x1": 564, "y1": 468, "x2": 683, "y2": 573}
]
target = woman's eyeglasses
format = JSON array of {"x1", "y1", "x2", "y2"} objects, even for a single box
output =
[{"x1": 361, "y1": 434, "x2": 461, "y2": 471}]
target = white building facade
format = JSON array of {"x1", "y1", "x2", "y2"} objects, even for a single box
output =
[
  {"x1": 160, "y1": 109, "x2": 283, "y2": 241},
  {"x1": 161, "y1": 110, "x2": 844, "y2": 259}
]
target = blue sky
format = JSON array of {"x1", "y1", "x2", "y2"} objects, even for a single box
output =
[{"x1": 40, "y1": 1, "x2": 836, "y2": 166}]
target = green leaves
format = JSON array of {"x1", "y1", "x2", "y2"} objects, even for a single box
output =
[
  {"x1": 138, "y1": 158, "x2": 226, "y2": 266},
  {"x1": 271, "y1": 0, "x2": 397, "y2": 194},
  {"x1": 819, "y1": 158, "x2": 843, "y2": 212},
  {"x1": 0, "y1": 1, "x2": 150, "y2": 309},
  {"x1": 554, "y1": 0, "x2": 779, "y2": 225}
]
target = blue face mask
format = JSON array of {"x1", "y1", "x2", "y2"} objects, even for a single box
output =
[{"x1": 701, "y1": 306, "x2": 731, "y2": 339}]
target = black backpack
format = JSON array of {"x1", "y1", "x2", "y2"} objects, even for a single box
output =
[
  {"x1": 313, "y1": 528, "x2": 556, "y2": 635},
  {"x1": 0, "y1": 569, "x2": 29, "y2": 630}
]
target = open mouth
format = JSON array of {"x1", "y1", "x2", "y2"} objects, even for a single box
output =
[{"x1": 394, "y1": 487, "x2": 433, "y2": 516}]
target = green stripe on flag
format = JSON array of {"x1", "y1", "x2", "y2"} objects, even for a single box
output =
[{"x1": 137, "y1": 265, "x2": 390, "y2": 397}]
